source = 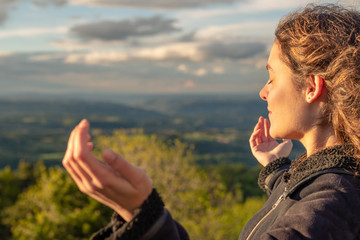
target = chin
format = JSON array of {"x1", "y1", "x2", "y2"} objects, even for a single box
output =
[
  {"x1": 269, "y1": 128, "x2": 277, "y2": 139},
  {"x1": 269, "y1": 128, "x2": 283, "y2": 140}
]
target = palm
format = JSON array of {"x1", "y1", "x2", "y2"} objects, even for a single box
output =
[{"x1": 250, "y1": 117, "x2": 293, "y2": 166}]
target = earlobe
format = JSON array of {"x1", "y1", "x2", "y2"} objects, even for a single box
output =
[{"x1": 306, "y1": 75, "x2": 325, "y2": 103}]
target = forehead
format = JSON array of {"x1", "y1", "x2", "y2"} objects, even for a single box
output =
[
  {"x1": 267, "y1": 41, "x2": 293, "y2": 75},
  {"x1": 267, "y1": 42, "x2": 282, "y2": 70}
]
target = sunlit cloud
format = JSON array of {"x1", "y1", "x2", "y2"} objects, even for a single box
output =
[
  {"x1": 195, "y1": 68, "x2": 207, "y2": 77},
  {"x1": 29, "y1": 53, "x2": 66, "y2": 62},
  {"x1": 0, "y1": 51, "x2": 12, "y2": 57},
  {"x1": 177, "y1": 64, "x2": 188, "y2": 73},
  {"x1": 62, "y1": 42, "x2": 205, "y2": 64},
  {"x1": 195, "y1": 22, "x2": 277, "y2": 41},
  {"x1": 184, "y1": 80, "x2": 196, "y2": 88},
  {"x1": 212, "y1": 66, "x2": 225, "y2": 74},
  {"x1": 64, "y1": 51, "x2": 128, "y2": 64},
  {"x1": 0, "y1": 27, "x2": 68, "y2": 39}
]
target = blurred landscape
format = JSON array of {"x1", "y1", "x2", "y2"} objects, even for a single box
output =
[
  {"x1": 0, "y1": 95, "x2": 305, "y2": 240},
  {"x1": 0, "y1": 94, "x2": 304, "y2": 168}
]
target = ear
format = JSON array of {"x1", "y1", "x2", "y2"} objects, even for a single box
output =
[{"x1": 305, "y1": 75, "x2": 325, "y2": 103}]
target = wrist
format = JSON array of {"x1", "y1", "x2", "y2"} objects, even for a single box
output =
[{"x1": 115, "y1": 208, "x2": 136, "y2": 222}]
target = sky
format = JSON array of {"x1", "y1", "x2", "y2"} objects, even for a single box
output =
[{"x1": 0, "y1": 0, "x2": 359, "y2": 100}]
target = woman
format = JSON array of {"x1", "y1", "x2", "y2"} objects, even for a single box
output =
[{"x1": 62, "y1": 4, "x2": 360, "y2": 239}]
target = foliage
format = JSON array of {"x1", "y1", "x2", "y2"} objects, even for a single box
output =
[
  {"x1": 1, "y1": 164, "x2": 112, "y2": 240},
  {"x1": 94, "y1": 129, "x2": 266, "y2": 240},
  {"x1": 0, "y1": 129, "x2": 267, "y2": 240},
  {"x1": 0, "y1": 161, "x2": 39, "y2": 239}
]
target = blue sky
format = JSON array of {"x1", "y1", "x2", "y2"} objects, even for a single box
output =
[{"x1": 0, "y1": 0, "x2": 358, "y2": 99}]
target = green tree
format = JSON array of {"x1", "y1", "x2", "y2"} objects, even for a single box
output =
[
  {"x1": 95, "y1": 129, "x2": 266, "y2": 240},
  {"x1": 0, "y1": 161, "x2": 38, "y2": 239},
  {"x1": 2, "y1": 130, "x2": 266, "y2": 240},
  {"x1": 2, "y1": 164, "x2": 113, "y2": 240}
]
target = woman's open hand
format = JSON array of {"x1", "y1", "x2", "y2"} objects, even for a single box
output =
[
  {"x1": 62, "y1": 119, "x2": 153, "y2": 222},
  {"x1": 249, "y1": 116, "x2": 293, "y2": 166}
]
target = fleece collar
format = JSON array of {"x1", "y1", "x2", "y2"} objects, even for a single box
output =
[{"x1": 285, "y1": 145, "x2": 359, "y2": 192}]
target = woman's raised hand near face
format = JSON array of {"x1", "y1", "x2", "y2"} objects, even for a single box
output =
[
  {"x1": 250, "y1": 116, "x2": 293, "y2": 166},
  {"x1": 62, "y1": 119, "x2": 153, "y2": 222}
]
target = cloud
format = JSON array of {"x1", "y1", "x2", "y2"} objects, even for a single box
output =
[
  {"x1": 177, "y1": 64, "x2": 225, "y2": 76},
  {"x1": 177, "y1": 64, "x2": 188, "y2": 73},
  {"x1": 32, "y1": 0, "x2": 68, "y2": 7},
  {"x1": 176, "y1": 0, "x2": 360, "y2": 20},
  {"x1": 213, "y1": 66, "x2": 225, "y2": 74},
  {"x1": 184, "y1": 80, "x2": 196, "y2": 88},
  {"x1": 0, "y1": 0, "x2": 18, "y2": 25},
  {"x1": 0, "y1": 51, "x2": 268, "y2": 96},
  {"x1": 0, "y1": 7, "x2": 8, "y2": 25},
  {"x1": 195, "y1": 68, "x2": 207, "y2": 76},
  {"x1": 63, "y1": 42, "x2": 204, "y2": 64},
  {"x1": 65, "y1": 51, "x2": 128, "y2": 64},
  {"x1": 0, "y1": 51, "x2": 12, "y2": 57},
  {"x1": 0, "y1": 26, "x2": 67, "y2": 39},
  {"x1": 0, "y1": 0, "x2": 68, "y2": 25},
  {"x1": 69, "y1": 16, "x2": 180, "y2": 42},
  {"x1": 58, "y1": 40, "x2": 266, "y2": 65},
  {"x1": 195, "y1": 22, "x2": 277, "y2": 41},
  {"x1": 70, "y1": 0, "x2": 246, "y2": 9},
  {"x1": 201, "y1": 41, "x2": 266, "y2": 60}
]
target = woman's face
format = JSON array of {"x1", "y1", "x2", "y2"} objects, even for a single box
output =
[{"x1": 259, "y1": 42, "x2": 310, "y2": 140}]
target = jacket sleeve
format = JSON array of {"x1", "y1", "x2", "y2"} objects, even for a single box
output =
[
  {"x1": 258, "y1": 157, "x2": 291, "y2": 196},
  {"x1": 261, "y1": 173, "x2": 360, "y2": 239},
  {"x1": 90, "y1": 189, "x2": 190, "y2": 240}
]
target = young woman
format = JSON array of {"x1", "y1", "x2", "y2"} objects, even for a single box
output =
[{"x1": 63, "y1": 4, "x2": 360, "y2": 239}]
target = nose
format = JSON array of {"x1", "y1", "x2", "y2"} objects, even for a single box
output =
[{"x1": 259, "y1": 85, "x2": 268, "y2": 101}]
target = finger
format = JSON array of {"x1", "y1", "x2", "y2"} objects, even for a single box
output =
[
  {"x1": 250, "y1": 118, "x2": 261, "y2": 144},
  {"x1": 260, "y1": 117, "x2": 270, "y2": 143},
  {"x1": 72, "y1": 120, "x2": 111, "y2": 180},
  {"x1": 69, "y1": 159, "x2": 108, "y2": 194},
  {"x1": 63, "y1": 159, "x2": 82, "y2": 185},
  {"x1": 88, "y1": 142, "x2": 94, "y2": 151},
  {"x1": 249, "y1": 128, "x2": 261, "y2": 147},
  {"x1": 264, "y1": 118, "x2": 271, "y2": 140},
  {"x1": 102, "y1": 149, "x2": 143, "y2": 186},
  {"x1": 63, "y1": 124, "x2": 78, "y2": 165},
  {"x1": 257, "y1": 117, "x2": 264, "y2": 143}
]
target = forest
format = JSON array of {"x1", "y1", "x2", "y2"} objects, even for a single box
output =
[{"x1": 0, "y1": 96, "x2": 304, "y2": 239}]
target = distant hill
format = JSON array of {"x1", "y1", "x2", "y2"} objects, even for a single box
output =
[
  {"x1": 0, "y1": 96, "x2": 305, "y2": 168},
  {"x1": 168, "y1": 98, "x2": 267, "y2": 116},
  {"x1": 0, "y1": 99, "x2": 166, "y2": 121},
  {"x1": 135, "y1": 95, "x2": 266, "y2": 115}
]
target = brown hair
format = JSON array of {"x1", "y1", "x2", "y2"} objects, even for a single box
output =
[{"x1": 275, "y1": 4, "x2": 360, "y2": 158}]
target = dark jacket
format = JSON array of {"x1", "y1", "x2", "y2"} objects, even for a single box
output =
[{"x1": 91, "y1": 145, "x2": 360, "y2": 240}]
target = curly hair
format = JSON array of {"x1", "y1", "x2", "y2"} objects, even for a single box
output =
[{"x1": 275, "y1": 4, "x2": 360, "y2": 158}]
